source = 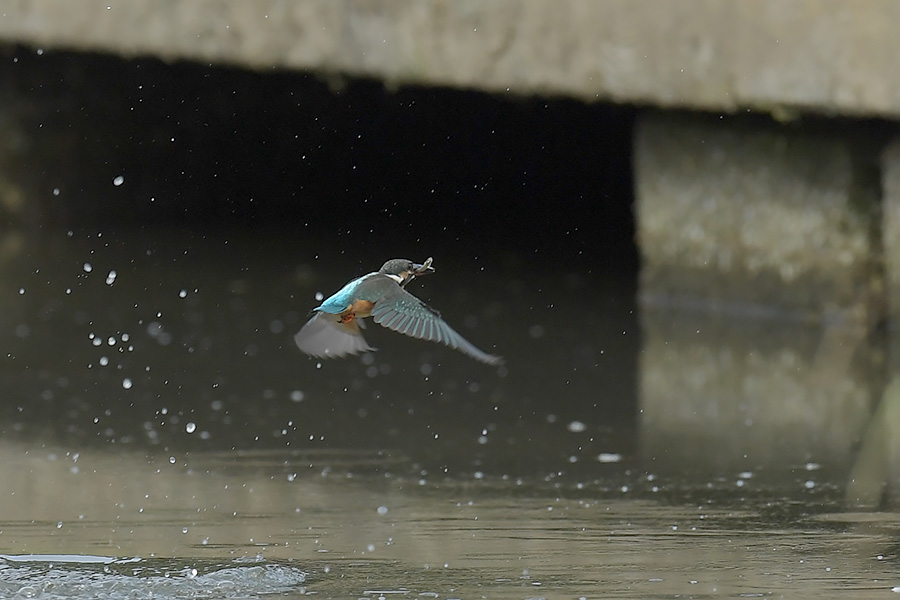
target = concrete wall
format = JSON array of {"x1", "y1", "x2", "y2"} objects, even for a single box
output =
[
  {"x1": 2, "y1": 0, "x2": 900, "y2": 118},
  {"x1": 635, "y1": 113, "x2": 884, "y2": 319}
]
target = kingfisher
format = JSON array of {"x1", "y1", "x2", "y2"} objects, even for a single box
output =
[{"x1": 294, "y1": 258, "x2": 503, "y2": 365}]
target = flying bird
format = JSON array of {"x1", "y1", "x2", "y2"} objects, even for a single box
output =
[{"x1": 294, "y1": 258, "x2": 502, "y2": 365}]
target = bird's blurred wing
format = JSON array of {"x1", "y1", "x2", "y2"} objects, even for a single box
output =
[
  {"x1": 294, "y1": 312, "x2": 375, "y2": 359},
  {"x1": 371, "y1": 290, "x2": 503, "y2": 366}
]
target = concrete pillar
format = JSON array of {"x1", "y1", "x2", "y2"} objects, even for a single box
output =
[
  {"x1": 634, "y1": 113, "x2": 883, "y2": 472},
  {"x1": 635, "y1": 112, "x2": 882, "y2": 320}
]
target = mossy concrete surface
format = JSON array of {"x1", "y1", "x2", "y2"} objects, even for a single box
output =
[{"x1": 635, "y1": 112, "x2": 883, "y2": 319}]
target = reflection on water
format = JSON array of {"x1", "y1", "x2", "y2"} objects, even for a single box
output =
[
  {"x1": 848, "y1": 375, "x2": 900, "y2": 508},
  {"x1": 0, "y1": 227, "x2": 897, "y2": 598},
  {"x1": 1, "y1": 441, "x2": 897, "y2": 599},
  {"x1": 639, "y1": 307, "x2": 879, "y2": 473}
]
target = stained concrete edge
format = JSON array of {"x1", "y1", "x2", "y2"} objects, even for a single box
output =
[{"x1": 2, "y1": 0, "x2": 900, "y2": 117}]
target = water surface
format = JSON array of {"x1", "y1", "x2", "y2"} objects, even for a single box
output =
[{"x1": 0, "y1": 227, "x2": 895, "y2": 598}]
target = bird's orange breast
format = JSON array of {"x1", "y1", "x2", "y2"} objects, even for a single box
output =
[{"x1": 338, "y1": 299, "x2": 376, "y2": 324}]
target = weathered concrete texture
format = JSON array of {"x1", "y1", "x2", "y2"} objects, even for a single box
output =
[
  {"x1": 1, "y1": 1, "x2": 900, "y2": 117},
  {"x1": 635, "y1": 112, "x2": 882, "y2": 319},
  {"x1": 639, "y1": 308, "x2": 879, "y2": 472}
]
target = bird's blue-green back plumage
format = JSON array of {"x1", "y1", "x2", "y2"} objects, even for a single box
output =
[
  {"x1": 315, "y1": 273, "x2": 405, "y2": 314},
  {"x1": 314, "y1": 276, "x2": 368, "y2": 314}
]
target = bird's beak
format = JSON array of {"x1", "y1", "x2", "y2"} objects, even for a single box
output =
[{"x1": 412, "y1": 257, "x2": 435, "y2": 276}]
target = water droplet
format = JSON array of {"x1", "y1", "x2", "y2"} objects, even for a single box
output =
[
  {"x1": 113, "y1": 175, "x2": 124, "y2": 186},
  {"x1": 567, "y1": 420, "x2": 586, "y2": 433},
  {"x1": 377, "y1": 505, "x2": 388, "y2": 515},
  {"x1": 122, "y1": 378, "x2": 132, "y2": 389}
]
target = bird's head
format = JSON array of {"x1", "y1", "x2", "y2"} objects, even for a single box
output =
[{"x1": 379, "y1": 257, "x2": 435, "y2": 282}]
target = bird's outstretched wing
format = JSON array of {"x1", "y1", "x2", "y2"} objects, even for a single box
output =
[
  {"x1": 294, "y1": 312, "x2": 375, "y2": 359},
  {"x1": 371, "y1": 289, "x2": 503, "y2": 366}
]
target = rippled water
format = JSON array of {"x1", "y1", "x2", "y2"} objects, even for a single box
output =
[
  {"x1": 0, "y1": 228, "x2": 896, "y2": 598},
  {"x1": 2, "y1": 442, "x2": 896, "y2": 598}
]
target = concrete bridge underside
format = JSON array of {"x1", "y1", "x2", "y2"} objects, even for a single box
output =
[
  {"x1": 4, "y1": 1, "x2": 897, "y2": 311},
  {"x1": 3, "y1": 0, "x2": 900, "y2": 118}
]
